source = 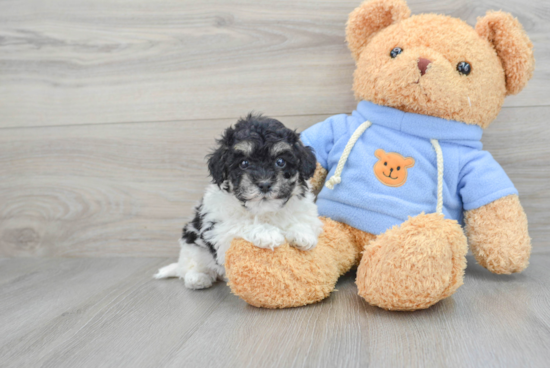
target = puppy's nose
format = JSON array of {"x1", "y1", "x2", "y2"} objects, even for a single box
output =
[
  {"x1": 257, "y1": 182, "x2": 272, "y2": 193},
  {"x1": 418, "y1": 57, "x2": 431, "y2": 76}
]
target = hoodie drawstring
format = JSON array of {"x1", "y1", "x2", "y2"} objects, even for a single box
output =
[
  {"x1": 430, "y1": 139, "x2": 444, "y2": 215},
  {"x1": 325, "y1": 121, "x2": 372, "y2": 189},
  {"x1": 325, "y1": 121, "x2": 444, "y2": 216}
]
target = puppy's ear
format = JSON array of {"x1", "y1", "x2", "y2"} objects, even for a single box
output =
[
  {"x1": 207, "y1": 146, "x2": 228, "y2": 186},
  {"x1": 295, "y1": 140, "x2": 317, "y2": 180},
  {"x1": 207, "y1": 127, "x2": 234, "y2": 186}
]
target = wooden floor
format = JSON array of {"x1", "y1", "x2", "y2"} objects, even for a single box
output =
[
  {"x1": 1, "y1": 0, "x2": 550, "y2": 257},
  {"x1": 2, "y1": 0, "x2": 550, "y2": 367},
  {"x1": 0, "y1": 255, "x2": 549, "y2": 368}
]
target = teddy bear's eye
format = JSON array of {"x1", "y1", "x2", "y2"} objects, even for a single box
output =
[
  {"x1": 390, "y1": 47, "x2": 403, "y2": 58},
  {"x1": 457, "y1": 61, "x2": 471, "y2": 75},
  {"x1": 384, "y1": 162, "x2": 387, "y2": 166},
  {"x1": 397, "y1": 166, "x2": 401, "y2": 171}
]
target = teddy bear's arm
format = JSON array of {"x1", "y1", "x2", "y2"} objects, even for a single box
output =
[
  {"x1": 464, "y1": 194, "x2": 531, "y2": 274},
  {"x1": 310, "y1": 162, "x2": 328, "y2": 196}
]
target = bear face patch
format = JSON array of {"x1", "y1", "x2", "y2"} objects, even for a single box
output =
[{"x1": 373, "y1": 149, "x2": 415, "y2": 187}]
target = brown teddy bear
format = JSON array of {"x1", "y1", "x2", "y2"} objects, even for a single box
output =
[{"x1": 224, "y1": 0, "x2": 535, "y2": 311}]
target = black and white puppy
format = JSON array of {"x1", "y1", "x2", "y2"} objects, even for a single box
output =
[{"x1": 154, "y1": 114, "x2": 323, "y2": 289}]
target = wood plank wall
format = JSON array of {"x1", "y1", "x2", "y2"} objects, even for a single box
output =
[{"x1": 1, "y1": 0, "x2": 549, "y2": 257}]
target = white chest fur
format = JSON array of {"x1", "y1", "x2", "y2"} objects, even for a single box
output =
[{"x1": 201, "y1": 184, "x2": 323, "y2": 265}]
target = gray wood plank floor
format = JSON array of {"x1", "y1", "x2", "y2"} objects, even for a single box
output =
[
  {"x1": 1, "y1": 255, "x2": 549, "y2": 368},
  {"x1": 1, "y1": 107, "x2": 549, "y2": 257},
  {"x1": 1, "y1": 0, "x2": 550, "y2": 366},
  {"x1": 1, "y1": 0, "x2": 550, "y2": 257},
  {"x1": 1, "y1": 0, "x2": 549, "y2": 128}
]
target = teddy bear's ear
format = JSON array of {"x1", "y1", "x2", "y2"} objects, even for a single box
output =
[
  {"x1": 374, "y1": 148, "x2": 386, "y2": 159},
  {"x1": 476, "y1": 11, "x2": 535, "y2": 95},
  {"x1": 403, "y1": 157, "x2": 415, "y2": 168},
  {"x1": 346, "y1": 0, "x2": 411, "y2": 61}
]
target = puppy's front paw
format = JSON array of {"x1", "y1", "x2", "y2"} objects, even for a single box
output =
[
  {"x1": 286, "y1": 228, "x2": 319, "y2": 251},
  {"x1": 244, "y1": 225, "x2": 286, "y2": 250}
]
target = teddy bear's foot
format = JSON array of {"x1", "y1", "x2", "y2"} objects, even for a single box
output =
[
  {"x1": 225, "y1": 217, "x2": 371, "y2": 309},
  {"x1": 357, "y1": 213, "x2": 468, "y2": 311}
]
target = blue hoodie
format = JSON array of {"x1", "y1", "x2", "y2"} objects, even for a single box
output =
[{"x1": 300, "y1": 101, "x2": 517, "y2": 236}]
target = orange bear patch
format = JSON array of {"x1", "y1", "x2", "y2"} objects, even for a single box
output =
[{"x1": 373, "y1": 149, "x2": 415, "y2": 187}]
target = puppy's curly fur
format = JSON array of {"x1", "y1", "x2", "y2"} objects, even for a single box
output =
[{"x1": 154, "y1": 114, "x2": 323, "y2": 289}]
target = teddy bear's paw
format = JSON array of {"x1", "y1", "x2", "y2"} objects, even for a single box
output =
[
  {"x1": 243, "y1": 224, "x2": 286, "y2": 250},
  {"x1": 464, "y1": 195, "x2": 531, "y2": 275},
  {"x1": 479, "y1": 253, "x2": 530, "y2": 275},
  {"x1": 356, "y1": 213, "x2": 468, "y2": 311}
]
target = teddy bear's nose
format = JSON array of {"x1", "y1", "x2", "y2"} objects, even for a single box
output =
[{"x1": 418, "y1": 58, "x2": 432, "y2": 76}]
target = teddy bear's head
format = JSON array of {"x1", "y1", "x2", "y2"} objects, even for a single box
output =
[{"x1": 346, "y1": 0, "x2": 535, "y2": 128}]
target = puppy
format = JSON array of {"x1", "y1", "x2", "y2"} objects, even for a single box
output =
[{"x1": 154, "y1": 114, "x2": 323, "y2": 289}]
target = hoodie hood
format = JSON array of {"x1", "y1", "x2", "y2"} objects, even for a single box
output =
[{"x1": 353, "y1": 101, "x2": 483, "y2": 144}]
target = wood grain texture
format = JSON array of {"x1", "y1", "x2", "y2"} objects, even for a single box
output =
[
  {"x1": 0, "y1": 114, "x2": 322, "y2": 257},
  {"x1": 0, "y1": 255, "x2": 549, "y2": 367},
  {"x1": 1, "y1": 0, "x2": 548, "y2": 365},
  {"x1": 1, "y1": 108, "x2": 549, "y2": 257},
  {"x1": 0, "y1": 0, "x2": 549, "y2": 128}
]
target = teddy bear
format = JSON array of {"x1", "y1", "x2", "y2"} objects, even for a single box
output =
[{"x1": 224, "y1": 0, "x2": 535, "y2": 311}]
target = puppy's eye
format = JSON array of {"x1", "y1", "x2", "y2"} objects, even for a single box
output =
[
  {"x1": 275, "y1": 158, "x2": 286, "y2": 168},
  {"x1": 390, "y1": 47, "x2": 403, "y2": 58},
  {"x1": 457, "y1": 61, "x2": 471, "y2": 75},
  {"x1": 240, "y1": 160, "x2": 250, "y2": 169}
]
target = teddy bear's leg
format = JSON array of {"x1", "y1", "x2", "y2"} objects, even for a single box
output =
[
  {"x1": 225, "y1": 217, "x2": 375, "y2": 309},
  {"x1": 356, "y1": 213, "x2": 468, "y2": 311},
  {"x1": 464, "y1": 195, "x2": 531, "y2": 274}
]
